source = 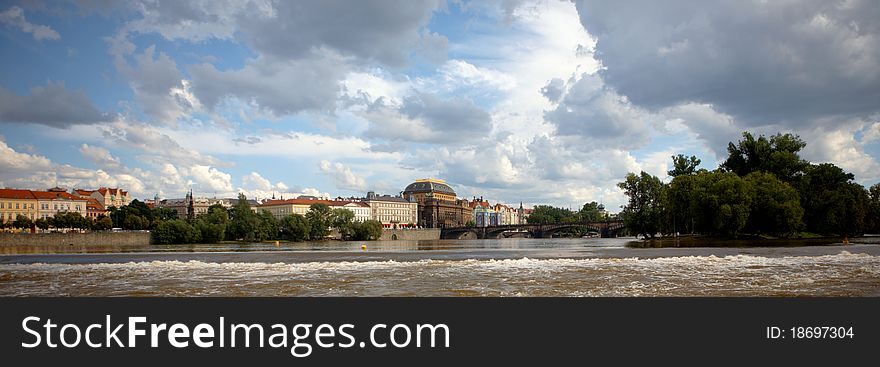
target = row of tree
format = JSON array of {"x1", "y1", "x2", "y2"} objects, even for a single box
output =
[
  {"x1": 151, "y1": 194, "x2": 383, "y2": 244},
  {"x1": 619, "y1": 132, "x2": 880, "y2": 238},
  {"x1": 2, "y1": 212, "x2": 114, "y2": 231}
]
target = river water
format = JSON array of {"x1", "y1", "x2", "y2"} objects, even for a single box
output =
[{"x1": 1, "y1": 237, "x2": 879, "y2": 296}]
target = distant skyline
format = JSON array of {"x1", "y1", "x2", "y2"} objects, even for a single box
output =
[{"x1": 1, "y1": 0, "x2": 878, "y2": 210}]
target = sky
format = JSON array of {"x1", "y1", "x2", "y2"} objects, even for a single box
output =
[{"x1": 1, "y1": 0, "x2": 879, "y2": 212}]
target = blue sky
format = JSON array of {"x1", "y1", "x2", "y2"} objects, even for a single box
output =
[{"x1": 1, "y1": 0, "x2": 879, "y2": 211}]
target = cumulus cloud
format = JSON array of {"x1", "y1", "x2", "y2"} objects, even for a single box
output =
[
  {"x1": 188, "y1": 51, "x2": 346, "y2": 116},
  {"x1": 0, "y1": 82, "x2": 110, "y2": 127},
  {"x1": 0, "y1": 6, "x2": 60, "y2": 41},
  {"x1": 97, "y1": 118, "x2": 225, "y2": 167},
  {"x1": 574, "y1": 0, "x2": 880, "y2": 127},
  {"x1": 188, "y1": 165, "x2": 233, "y2": 194},
  {"x1": 360, "y1": 93, "x2": 491, "y2": 144},
  {"x1": 319, "y1": 160, "x2": 367, "y2": 192},
  {"x1": 117, "y1": 45, "x2": 197, "y2": 125},
  {"x1": 543, "y1": 73, "x2": 654, "y2": 149},
  {"x1": 79, "y1": 144, "x2": 122, "y2": 171}
]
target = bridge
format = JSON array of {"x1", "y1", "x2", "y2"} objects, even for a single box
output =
[{"x1": 440, "y1": 220, "x2": 625, "y2": 239}]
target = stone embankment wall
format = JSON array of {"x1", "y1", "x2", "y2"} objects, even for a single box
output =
[
  {"x1": 379, "y1": 228, "x2": 441, "y2": 241},
  {"x1": 0, "y1": 232, "x2": 151, "y2": 246}
]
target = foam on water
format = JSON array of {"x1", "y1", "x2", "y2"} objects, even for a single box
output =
[{"x1": 1, "y1": 251, "x2": 879, "y2": 296}]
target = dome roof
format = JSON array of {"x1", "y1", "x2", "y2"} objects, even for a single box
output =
[{"x1": 403, "y1": 179, "x2": 456, "y2": 196}]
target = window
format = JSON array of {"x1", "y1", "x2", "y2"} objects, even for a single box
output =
[
  {"x1": 54, "y1": 204, "x2": 58, "y2": 210},
  {"x1": 15, "y1": 203, "x2": 20, "y2": 209},
  {"x1": 0, "y1": 202, "x2": 3, "y2": 209}
]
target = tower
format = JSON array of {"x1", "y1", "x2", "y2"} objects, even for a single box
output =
[{"x1": 186, "y1": 188, "x2": 195, "y2": 221}]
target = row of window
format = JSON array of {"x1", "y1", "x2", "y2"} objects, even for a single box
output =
[
  {"x1": 0, "y1": 202, "x2": 35, "y2": 210},
  {"x1": 0, "y1": 202, "x2": 85, "y2": 211}
]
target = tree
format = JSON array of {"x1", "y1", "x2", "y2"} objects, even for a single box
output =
[
  {"x1": 34, "y1": 218, "x2": 49, "y2": 231},
  {"x1": 153, "y1": 219, "x2": 201, "y2": 244},
  {"x1": 351, "y1": 220, "x2": 383, "y2": 240},
  {"x1": 743, "y1": 172, "x2": 803, "y2": 237},
  {"x1": 94, "y1": 216, "x2": 113, "y2": 231},
  {"x1": 123, "y1": 214, "x2": 148, "y2": 230},
  {"x1": 194, "y1": 206, "x2": 229, "y2": 243},
  {"x1": 797, "y1": 163, "x2": 867, "y2": 235},
  {"x1": 258, "y1": 210, "x2": 279, "y2": 241},
  {"x1": 690, "y1": 171, "x2": 753, "y2": 237},
  {"x1": 868, "y1": 183, "x2": 880, "y2": 234},
  {"x1": 722, "y1": 132, "x2": 809, "y2": 182},
  {"x1": 13, "y1": 214, "x2": 33, "y2": 230},
  {"x1": 228, "y1": 193, "x2": 261, "y2": 241},
  {"x1": 579, "y1": 202, "x2": 603, "y2": 222},
  {"x1": 331, "y1": 208, "x2": 355, "y2": 239},
  {"x1": 305, "y1": 203, "x2": 332, "y2": 240},
  {"x1": 280, "y1": 214, "x2": 310, "y2": 241},
  {"x1": 618, "y1": 171, "x2": 666, "y2": 238},
  {"x1": 668, "y1": 154, "x2": 702, "y2": 177}
]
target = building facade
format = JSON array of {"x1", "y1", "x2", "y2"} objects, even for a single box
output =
[
  {"x1": 0, "y1": 189, "x2": 38, "y2": 224},
  {"x1": 257, "y1": 198, "x2": 370, "y2": 221},
  {"x1": 32, "y1": 190, "x2": 89, "y2": 220},
  {"x1": 403, "y1": 178, "x2": 473, "y2": 228},
  {"x1": 75, "y1": 187, "x2": 130, "y2": 209},
  {"x1": 363, "y1": 192, "x2": 418, "y2": 228}
]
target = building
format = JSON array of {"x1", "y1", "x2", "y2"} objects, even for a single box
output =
[
  {"x1": 257, "y1": 198, "x2": 371, "y2": 221},
  {"x1": 494, "y1": 203, "x2": 517, "y2": 225},
  {"x1": 82, "y1": 197, "x2": 107, "y2": 220},
  {"x1": 74, "y1": 187, "x2": 130, "y2": 209},
  {"x1": 157, "y1": 191, "x2": 229, "y2": 220},
  {"x1": 0, "y1": 189, "x2": 38, "y2": 224},
  {"x1": 470, "y1": 197, "x2": 498, "y2": 227},
  {"x1": 362, "y1": 192, "x2": 418, "y2": 228},
  {"x1": 32, "y1": 189, "x2": 89, "y2": 220},
  {"x1": 403, "y1": 178, "x2": 473, "y2": 228}
]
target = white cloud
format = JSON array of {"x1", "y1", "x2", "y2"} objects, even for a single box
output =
[
  {"x1": 319, "y1": 160, "x2": 367, "y2": 192},
  {"x1": 0, "y1": 6, "x2": 60, "y2": 41},
  {"x1": 79, "y1": 144, "x2": 122, "y2": 171}
]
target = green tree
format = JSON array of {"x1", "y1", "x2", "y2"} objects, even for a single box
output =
[
  {"x1": 123, "y1": 214, "x2": 148, "y2": 230},
  {"x1": 668, "y1": 154, "x2": 702, "y2": 177},
  {"x1": 618, "y1": 171, "x2": 666, "y2": 238},
  {"x1": 578, "y1": 202, "x2": 603, "y2": 222},
  {"x1": 798, "y1": 163, "x2": 867, "y2": 235},
  {"x1": 330, "y1": 208, "x2": 355, "y2": 239},
  {"x1": 691, "y1": 171, "x2": 753, "y2": 237},
  {"x1": 305, "y1": 203, "x2": 332, "y2": 240},
  {"x1": 743, "y1": 172, "x2": 803, "y2": 237},
  {"x1": 94, "y1": 216, "x2": 113, "y2": 231},
  {"x1": 722, "y1": 132, "x2": 809, "y2": 182},
  {"x1": 193, "y1": 206, "x2": 229, "y2": 243},
  {"x1": 258, "y1": 210, "x2": 279, "y2": 241},
  {"x1": 13, "y1": 214, "x2": 33, "y2": 230},
  {"x1": 34, "y1": 218, "x2": 49, "y2": 231},
  {"x1": 228, "y1": 193, "x2": 261, "y2": 241},
  {"x1": 868, "y1": 183, "x2": 880, "y2": 234},
  {"x1": 279, "y1": 214, "x2": 310, "y2": 241},
  {"x1": 351, "y1": 219, "x2": 383, "y2": 240},
  {"x1": 153, "y1": 219, "x2": 202, "y2": 244}
]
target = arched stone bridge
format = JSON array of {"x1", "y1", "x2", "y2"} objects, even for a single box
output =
[{"x1": 440, "y1": 220, "x2": 625, "y2": 239}]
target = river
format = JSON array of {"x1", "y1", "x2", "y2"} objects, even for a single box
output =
[{"x1": 1, "y1": 237, "x2": 879, "y2": 296}]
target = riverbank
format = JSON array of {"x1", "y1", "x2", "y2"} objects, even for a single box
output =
[{"x1": 627, "y1": 235, "x2": 880, "y2": 248}]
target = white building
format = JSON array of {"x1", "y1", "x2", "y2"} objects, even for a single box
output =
[{"x1": 362, "y1": 192, "x2": 418, "y2": 228}]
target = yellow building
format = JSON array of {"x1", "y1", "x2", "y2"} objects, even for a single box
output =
[{"x1": 0, "y1": 189, "x2": 39, "y2": 224}]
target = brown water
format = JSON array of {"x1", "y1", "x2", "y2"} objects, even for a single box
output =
[{"x1": 1, "y1": 237, "x2": 879, "y2": 296}]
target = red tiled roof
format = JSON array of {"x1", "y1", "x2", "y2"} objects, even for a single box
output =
[
  {"x1": 31, "y1": 191, "x2": 89, "y2": 201},
  {"x1": 0, "y1": 189, "x2": 37, "y2": 200},
  {"x1": 258, "y1": 199, "x2": 368, "y2": 208},
  {"x1": 74, "y1": 189, "x2": 96, "y2": 196}
]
